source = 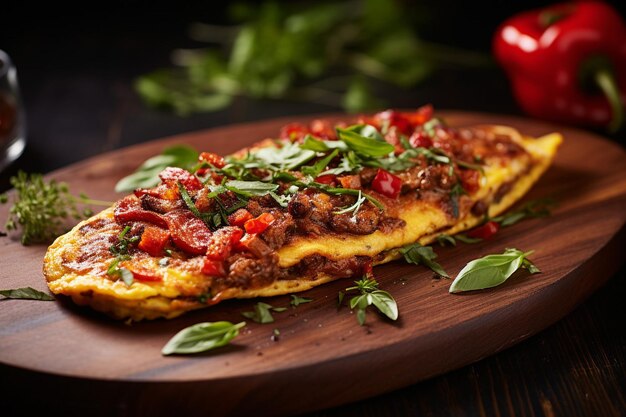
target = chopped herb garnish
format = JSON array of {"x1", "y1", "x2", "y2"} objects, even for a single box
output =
[
  {"x1": 336, "y1": 126, "x2": 395, "y2": 157},
  {"x1": 241, "y1": 302, "x2": 287, "y2": 324},
  {"x1": 491, "y1": 198, "x2": 556, "y2": 227},
  {"x1": 401, "y1": 243, "x2": 449, "y2": 278},
  {"x1": 290, "y1": 294, "x2": 313, "y2": 307}
]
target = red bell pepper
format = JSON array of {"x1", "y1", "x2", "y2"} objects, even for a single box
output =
[
  {"x1": 138, "y1": 226, "x2": 171, "y2": 257},
  {"x1": 493, "y1": 1, "x2": 626, "y2": 132},
  {"x1": 371, "y1": 168, "x2": 402, "y2": 198},
  {"x1": 466, "y1": 220, "x2": 500, "y2": 240},
  {"x1": 244, "y1": 212, "x2": 276, "y2": 234}
]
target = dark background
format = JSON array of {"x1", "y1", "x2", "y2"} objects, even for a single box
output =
[{"x1": 1, "y1": 1, "x2": 625, "y2": 416}]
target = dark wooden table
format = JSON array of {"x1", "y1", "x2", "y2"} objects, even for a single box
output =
[{"x1": 1, "y1": 4, "x2": 624, "y2": 416}]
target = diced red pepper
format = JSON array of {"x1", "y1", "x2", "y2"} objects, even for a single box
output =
[
  {"x1": 199, "y1": 152, "x2": 226, "y2": 169},
  {"x1": 338, "y1": 175, "x2": 361, "y2": 190},
  {"x1": 459, "y1": 169, "x2": 481, "y2": 195},
  {"x1": 309, "y1": 119, "x2": 336, "y2": 140},
  {"x1": 164, "y1": 209, "x2": 213, "y2": 255},
  {"x1": 234, "y1": 233, "x2": 273, "y2": 257},
  {"x1": 280, "y1": 123, "x2": 310, "y2": 142},
  {"x1": 408, "y1": 131, "x2": 433, "y2": 149},
  {"x1": 158, "y1": 167, "x2": 203, "y2": 191},
  {"x1": 202, "y1": 258, "x2": 226, "y2": 277},
  {"x1": 466, "y1": 221, "x2": 500, "y2": 240},
  {"x1": 122, "y1": 263, "x2": 162, "y2": 282},
  {"x1": 371, "y1": 168, "x2": 403, "y2": 199},
  {"x1": 138, "y1": 226, "x2": 171, "y2": 257},
  {"x1": 244, "y1": 212, "x2": 276, "y2": 234},
  {"x1": 114, "y1": 196, "x2": 169, "y2": 228},
  {"x1": 314, "y1": 174, "x2": 337, "y2": 185},
  {"x1": 375, "y1": 110, "x2": 413, "y2": 135},
  {"x1": 205, "y1": 227, "x2": 244, "y2": 261},
  {"x1": 227, "y1": 208, "x2": 254, "y2": 227},
  {"x1": 402, "y1": 104, "x2": 434, "y2": 126}
]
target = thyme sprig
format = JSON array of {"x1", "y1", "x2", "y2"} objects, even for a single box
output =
[{"x1": 1, "y1": 171, "x2": 112, "y2": 245}]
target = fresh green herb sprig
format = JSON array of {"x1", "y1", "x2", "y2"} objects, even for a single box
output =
[
  {"x1": 162, "y1": 321, "x2": 246, "y2": 355},
  {"x1": 1, "y1": 171, "x2": 112, "y2": 245},
  {"x1": 290, "y1": 294, "x2": 313, "y2": 307},
  {"x1": 491, "y1": 198, "x2": 556, "y2": 227},
  {"x1": 449, "y1": 248, "x2": 540, "y2": 293},
  {"x1": 136, "y1": 0, "x2": 488, "y2": 115},
  {"x1": 343, "y1": 277, "x2": 398, "y2": 325}
]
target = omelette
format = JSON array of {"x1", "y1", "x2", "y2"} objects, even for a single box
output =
[{"x1": 44, "y1": 108, "x2": 562, "y2": 320}]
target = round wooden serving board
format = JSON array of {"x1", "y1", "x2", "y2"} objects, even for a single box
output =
[{"x1": 1, "y1": 112, "x2": 625, "y2": 417}]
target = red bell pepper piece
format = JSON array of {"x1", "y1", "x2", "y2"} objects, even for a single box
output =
[
  {"x1": 493, "y1": 2, "x2": 626, "y2": 132},
  {"x1": 280, "y1": 123, "x2": 310, "y2": 142},
  {"x1": 227, "y1": 208, "x2": 254, "y2": 227},
  {"x1": 205, "y1": 226, "x2": 244, "y2": 261},
  {"x1": 202, "y1": 258, "x2": 226, "y2": 277},
  {"x1": 244, "y1": 212, "x2": 276, "y2": 234},
  {"x1": 164, "y1": 209, "x2": 213, "y2": 255},
  {"x1": 114, "y1": 196, "x2": 169, "y2": 229},
  {"x1": 138, "y1": 226, "x2": 171, "y2": 257},
  {"x1": 198, "y1": 152, "x2": 226, "y2": 169},
  {"x1": 158, "y1": 167, "x2": 203, "y2": 191},
  {"x1": 466, "y1": 221, "x2": 500, "y2": 240},
  {"x1": 408, "y1": 131, "x2": 433, "y2": 149},
  {"x1": 371, "y1": 168, "x2": 402, "y2": 199},
  {"x1": 375, "y1": 110, "x2": 413, "y2": 135},
  {"x1": 309, "y1": 119, "x2": 337, "y2": 140},
  {"x1": 314, "y1": 174, "x2": 337, "y2": 185}
]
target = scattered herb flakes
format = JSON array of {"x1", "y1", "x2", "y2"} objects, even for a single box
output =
[
  {"x1": 290, "y1": 294, "x2": 313, "y2": 307},
  {"x1": 241, "y1": 302, "x2": 287, "y2": 324},
  {"x1": 401, "y1": 243, "x2": 449, "y2": 278},
  {"x1": 161, "y1": 321, "x2": 246, "y2": 355}
]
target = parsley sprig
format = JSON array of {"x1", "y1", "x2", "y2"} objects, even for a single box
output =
[{"x1": 1, "y1": 171, "x2": 112, "y2": 245}]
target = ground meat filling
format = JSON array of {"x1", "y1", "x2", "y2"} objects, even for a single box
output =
[
  {"x1": 106, "y1": 117, "x2": 530, "y2": 290},
  {"x1": 287, "y1": 254, "x2": 372, "y2": 280}
]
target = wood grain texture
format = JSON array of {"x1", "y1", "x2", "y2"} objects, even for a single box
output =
[{"x1": 0, "y1": 111, "x2": 624, "y2": 417}]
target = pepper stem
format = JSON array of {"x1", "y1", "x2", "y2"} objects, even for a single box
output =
[{"x1": 594, "y1": 68, "x2": 624, "y2": 133}]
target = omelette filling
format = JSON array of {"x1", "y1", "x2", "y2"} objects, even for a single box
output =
[{"x1": 45, "y1": 106, "x2": 562, "y2": 320}]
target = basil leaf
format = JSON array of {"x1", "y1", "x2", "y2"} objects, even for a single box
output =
[
  {"x1": 290, "y1": 294, "x2": 313, "y2": 307},
  {"x1": 253, "y1": 143, "x2": 316, "y2": 170},
  {"x1": 337, "y1": 127, "x2": 394, "y2": 157},
  {"x1": 341, "y1": 124, "x2": 384, "y2": 142},
  {"x1": 161, "y1": 321, "x2": 246, "y2": 355},
  {"x1": 370, "y1": 290, "x2": 398, "y2": 321},
  {"x1": 0, "y1": 287, "x2": 55, "y2": 301},
  {"x1": 301, "y1": 149, "x2": 339, "y2": 177},
  {"x1": 225, "y1": 180, "x2": 279, "y2": 197},
  {"x1": 401, "y1": 243, "x2": 449, "y2": 278},
  {"x1": 449, "y1": 248, "x2": 540, "y2": 293},
  {"x1": 301, "y1": 135, "x2": 329, "y2": 151},
  {"x1": 115, "y1": 145, "x2": 199, "y2": 192}
]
